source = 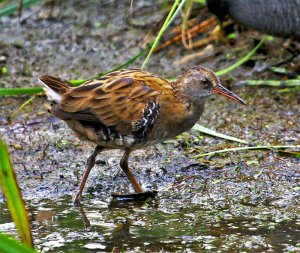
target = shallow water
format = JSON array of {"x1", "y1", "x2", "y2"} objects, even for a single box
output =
[{"x1": 1, "y1": 192, "x2": 300, "y2": 252}]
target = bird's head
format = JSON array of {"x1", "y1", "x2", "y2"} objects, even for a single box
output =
[{"x1": 179, "y1": 66, "x2": 245, "y2": 105}]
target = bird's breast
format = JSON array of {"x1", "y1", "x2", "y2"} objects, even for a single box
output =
[{"x1": 150, "y1": 99, "x2": 206, "y2": 140}]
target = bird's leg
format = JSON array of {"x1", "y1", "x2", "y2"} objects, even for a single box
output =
[
  {"x1": 120, "y1": 148, "x2": 144, "y2": 193},
  {"x1": 112, "y1": 149, "x2": 157, "y2": 200},
  {"x1": 73, "y1": 145, "x2": 103, "y2": 205}
]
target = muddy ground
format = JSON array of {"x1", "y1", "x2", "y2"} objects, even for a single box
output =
[{"x1": 0, "y1": 0, "x2": 299, "y2": 252}]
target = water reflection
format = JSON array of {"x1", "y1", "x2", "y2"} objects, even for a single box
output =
[{"x1": 0, "y1": 194, "x2": 300, "y2": 252}]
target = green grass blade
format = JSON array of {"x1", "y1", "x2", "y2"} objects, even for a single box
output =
[
  {"x1": 194, "y1": 0, "x2": 206, "y2": 4},
  {"x1": 269, "y1": 67, "x2": 290, "y2": 75},
  {"x1": 0, "y1": 0, "x2": 42, "y2": 17},
  {"x1": 0, "y1": 138, "x2": 33, "y2": 248},
  {"x1": 193, "y1": 145, "x2": 300, "y2": 158},
  {"x1": 141, "y1": 0, "x2": 186, "y2": 69},
  {"x1": 216, "y1": 38, "x2": 265, "y2": 76},
  {"x1": 11, "y1": 95, "x2": 36, "y2": 120},
  {"x1": 69, "y1": 79, "x2": 87, "y2": 86},
  {"x1": 193, "y1": 124, "x2": 249, "y2": 144},
  {"x1": 0, "y1": 87, "x2": 42, "y2": 96},
  {"x1": 237, "y1": 79, "x2": 300, "y2": 87},
  {"x1": 0, "y1": 233, "x2": 36, "y2": 253}
]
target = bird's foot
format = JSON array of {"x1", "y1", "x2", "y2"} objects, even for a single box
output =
[
  {"x1": 111, "y1": 190, "x2": 158, "y2": 201},
  {"x1": 73, "y1": 192, "x2": 82, "y2": 206}
]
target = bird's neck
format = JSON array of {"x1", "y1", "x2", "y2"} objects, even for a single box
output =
[{"x1": 171, "y1": 80, "x2": 207, "y2": 130}]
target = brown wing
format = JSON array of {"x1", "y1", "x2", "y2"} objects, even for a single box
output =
[{"x1": 59, "y1": 69, "x2": 174, "y2": 134}]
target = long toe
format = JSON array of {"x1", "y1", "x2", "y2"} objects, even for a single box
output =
[{"x1": 111, "y1": 190, "x2": 158, "y2": 201}]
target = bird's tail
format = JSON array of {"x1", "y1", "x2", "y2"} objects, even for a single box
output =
[{"x1": 39, "y1": 75, "x2": 72, "y2": 103}]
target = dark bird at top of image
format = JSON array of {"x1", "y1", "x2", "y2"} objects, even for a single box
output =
[
  {"x1": 39, "y1": 67, "x2": 245, "y2": 204},
  {"x1": 206, "y1": 0, "x2": 300, "y2": 40}
]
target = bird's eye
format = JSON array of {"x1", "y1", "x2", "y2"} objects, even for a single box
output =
[{"x1": 202, "y1": 78, "x2": 211, "y2": 88}]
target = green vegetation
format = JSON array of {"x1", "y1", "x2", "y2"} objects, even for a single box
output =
[
  {"x1": 216, "y1": 38, "x2": 265, "y2": 76},
  {"x1": 192, "y1": 124, "x2": 248, "y2": 144},
  {"x1": 0, "y1": 233, "x2": 36, "y2": 253},
  {"x1": 0, "y1": 138, "x2": 34, "y2": 250},
  {"x1": 193, "y1": 145, "x2": 300, "y2": 158},
  {"x1": 0, "y1": 0, "x2": 42, "y2": 17},
  {"x1": 142, "y1": 0, "x2": 186, "y2": 68}
]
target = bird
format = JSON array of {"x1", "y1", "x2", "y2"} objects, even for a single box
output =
[
  {"x1": 39, "y1": 66, "x2": 245, "y2": 204},
  {"x1": 206, "y1": 0, "x2": 300, "y2": 40}
]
